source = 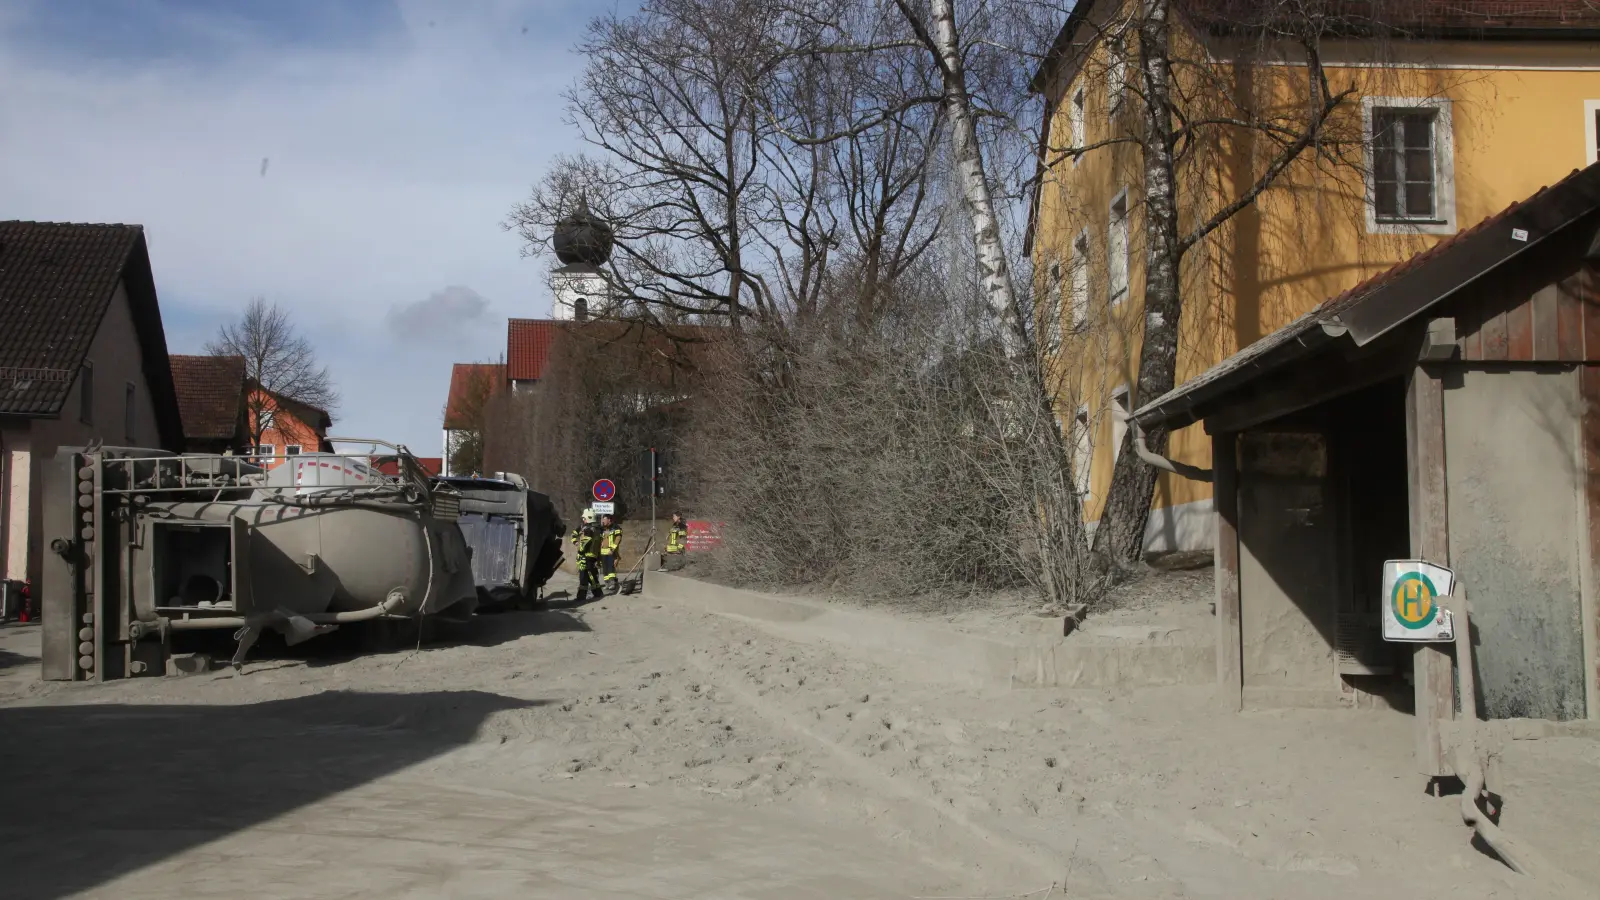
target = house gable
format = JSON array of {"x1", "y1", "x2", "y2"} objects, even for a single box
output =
[{"x1": 0, "y1": 221, "x2": 182, "y2": 448}]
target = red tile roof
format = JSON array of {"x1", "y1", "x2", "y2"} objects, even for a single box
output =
[
  {"x1": 375, "y1": 456, "x2": 441, "y2": 477},
  {"x1": 443, "y1": 362, "x2": 504, "y2": 429},
  {"x1": 170, "y1": 354, "x2": 246, "y2": 441},
  {"x1": 507, "y1": 319, "x2": 561, "y2": 381},
  {"x1": 505, "y1": 318, "x2": 730, "y2": 389}
]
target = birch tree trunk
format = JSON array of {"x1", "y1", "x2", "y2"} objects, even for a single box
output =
[
  {"x1": 928, "y1": 0, "x2": 1024, "y2": 351},
  {"x1": 1093, "y1": 0, "x2": 1182, "y2": 566}
]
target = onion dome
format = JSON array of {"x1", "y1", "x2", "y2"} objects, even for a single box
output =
[{"x1": 552, "y1": 200, "x2": 614, "y2": 266}]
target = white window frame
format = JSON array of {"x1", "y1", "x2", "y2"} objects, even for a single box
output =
[
  {"x1": 1069, "y1": 230, "x2": 1090, "y2": 332},
  {"x1": 1108, "y1": 188, "x2": 1130, "y2": 305},
  {"x1": 1106, "y1": 33, "x2": 1127, "y2": 120},
  {"x1": 284, "y1": 444, "x2": 303, "y2": 456},
  {"x1": 1072, "y1": 406, "x2": 1094, "y2": 500},
  {"x1": 1362, "y1": 96, "x2": 1456, "y2": 236},
  {"x1": 1585, "y1": 100, "x2": 1600, "y2": 165},
  {"x1": 1069, "y1": 87, "x2": 1086, "y2": 165},
  {"x1": 1111, "y1": 386, "x2": 1131, "y2": 464},
  {"x1": 254, "y1": 444, "x2": 276, "y2": 460}
]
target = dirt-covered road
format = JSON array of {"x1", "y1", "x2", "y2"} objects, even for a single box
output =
[{"x1": 1, "y1": 574, "x2": 1594, "y2": 899}]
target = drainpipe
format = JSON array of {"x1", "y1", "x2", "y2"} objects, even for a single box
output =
[{"x1": 1132, "y1": 421, "x2": 1213, "y2": 483}]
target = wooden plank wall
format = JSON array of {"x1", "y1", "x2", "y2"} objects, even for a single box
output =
[
  {"x1": 1454, "y1": 255, "x2": 1600, "y2": 721},
  {"x1": 1454, "y1": 262, "x2": 1599, "y2": 362}
]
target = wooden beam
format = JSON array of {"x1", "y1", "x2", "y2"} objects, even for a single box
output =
[
  {"x1": 1406, "y1": 365, "x2": 1455, "y2": 777},
  {"x1": 1204, "y1": 350, "x2": 1410, "y2": 435},
  {"x1": 1421, "y1": 318, "x2": 1458, "y2": 362},
  {"x1": 1581, "y1": 366, "x2": 1600, "y2": 720},
  {"x1": 1213, "y1": 432, "x2": 1243, "y2": 712}
]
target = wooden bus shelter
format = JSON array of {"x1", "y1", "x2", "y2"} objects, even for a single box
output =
[{"x1": 1131, "y1": 164, "x2": 1600, "y2": 776}]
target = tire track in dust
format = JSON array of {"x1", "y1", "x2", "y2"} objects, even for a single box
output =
[{"x1": 658, "y1": 614, "x2": 1136, "y2": 899}]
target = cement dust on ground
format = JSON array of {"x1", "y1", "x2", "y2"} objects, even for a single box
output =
[{"x1": 1, "y1": 569, "x2": 1597, "y2": 899}]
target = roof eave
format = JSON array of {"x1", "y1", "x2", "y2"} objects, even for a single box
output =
[
  {"x1": 1131, "y1": 323, "x2": 1339, "y2": 429},
  {"x1": 1133, "y1": 164, "x2": 1600, "y2": 431}
]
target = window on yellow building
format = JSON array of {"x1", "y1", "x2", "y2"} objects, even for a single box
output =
[
  {"x1": 1070, "y1": 232, "x2": 1090, "y2": 331},
  {"x1": 1586, "y1": 100, "x2": 1600, "y2": 165},
  {"x1": 1372, "y1": 110, "x2": 1438, "y2": 220},
  {"x1": 1072, "y1": 408, "x2": 1094, "y2": 499},
  {"x1": 1070, "y1": 87, "x2": 1085, "y2": 162},
  {"x1": 1363, "y1": 97, "x2": 1455, "y2": 235},
  {"x1": 1045, "y1": 262, "x2": 1064, "y2": 351},
  {"x1": 1109, "y1": 191, "x2": 1129, "y2": 303},
  {"x1": 1107, "y1": 34, "x2": 1127, "y2": 119}
]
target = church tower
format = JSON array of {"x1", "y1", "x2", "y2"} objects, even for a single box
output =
[{"x1": 549, "y1": 200, "x2": 615, "y2": 321}]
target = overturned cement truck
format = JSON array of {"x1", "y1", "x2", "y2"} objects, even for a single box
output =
[{"x1": 39, "y1": 441, "x2": 525, "y2": 681}]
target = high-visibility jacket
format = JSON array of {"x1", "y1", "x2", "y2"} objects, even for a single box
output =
[
  {"x1": 601, "y1": 525, "x2": 622, "y2": 557},
  {"x1": 574, "y1": 528, "x2": 601, "y2": 567},
  {"x1": 666, "y1": 523, "x2": 688, "y2": 554}
]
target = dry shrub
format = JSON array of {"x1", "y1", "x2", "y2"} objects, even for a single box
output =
[{"x1": 687, "y1": 284, "x2": 1096, "y2": 604}]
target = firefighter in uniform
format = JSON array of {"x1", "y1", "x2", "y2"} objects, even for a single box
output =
[
  {"x1": 659, "y1": 512, "x2": 688, "y2": 571},
  {"x1": 599, "y1": 513, "x2": 623, "y2": 594},
  {"x1": 574, "y1": 509, "x2": 604, "y2": 603},
  {"x1": 569, "y1": 508, "x2": 594, "y2": 548}
]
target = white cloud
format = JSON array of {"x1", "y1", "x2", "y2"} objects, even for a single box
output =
[
  {"x1": 386, "y1": 284, "x2": 501, "y2": 345},
  {"x1": 0, "y1": 0, "x2": 590, "y2": 453}
]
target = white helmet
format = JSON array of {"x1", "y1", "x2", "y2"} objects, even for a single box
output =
[{"x1": 580, "y1": 508, "x2": 596, "y2": 524}]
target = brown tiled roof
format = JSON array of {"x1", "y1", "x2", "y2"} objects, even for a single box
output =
[
  {"x1": 443, "y1": 362, "x2": 504, "y2": 429},
  {"x1": 0, "y1": 221, "x2": 143, "y2": 414},
  {"x1": 507, "y1": 318, "x2": 561, "y2": 381},
  {"x1": 1032, "y1": 0, "x2": 1600, "y2": 93},
  {"x1": 1184, "y1": 0, "x2": 1600, "y2": 30},
  {"x1": 170, "y1": 354, "x2": 246, "y2": 441}
]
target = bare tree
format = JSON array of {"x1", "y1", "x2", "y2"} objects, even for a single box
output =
[
  {"x1": 507, "y1": 0, "x2": 948, "y2": 336},
  {"x1": 206, "y1": 297, "x2": 339, "y2": 452}
]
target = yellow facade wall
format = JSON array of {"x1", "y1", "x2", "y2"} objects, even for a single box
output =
[{"x1": 1034, "y1": 27, "x2": 1600, "y2": 526}]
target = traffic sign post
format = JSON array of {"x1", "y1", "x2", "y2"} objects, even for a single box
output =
[{"x1": 592, "y1": 479, "x2": 616, "y2": 503}]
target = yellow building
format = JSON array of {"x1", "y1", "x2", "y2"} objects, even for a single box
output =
[{"x1": 1028, "y1": 0, "x2": 1600, "y2": 553}]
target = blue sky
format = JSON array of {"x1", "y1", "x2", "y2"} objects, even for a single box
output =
[{"x1": 0, "y1": 0, "x2": 616, "y2": 454}]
